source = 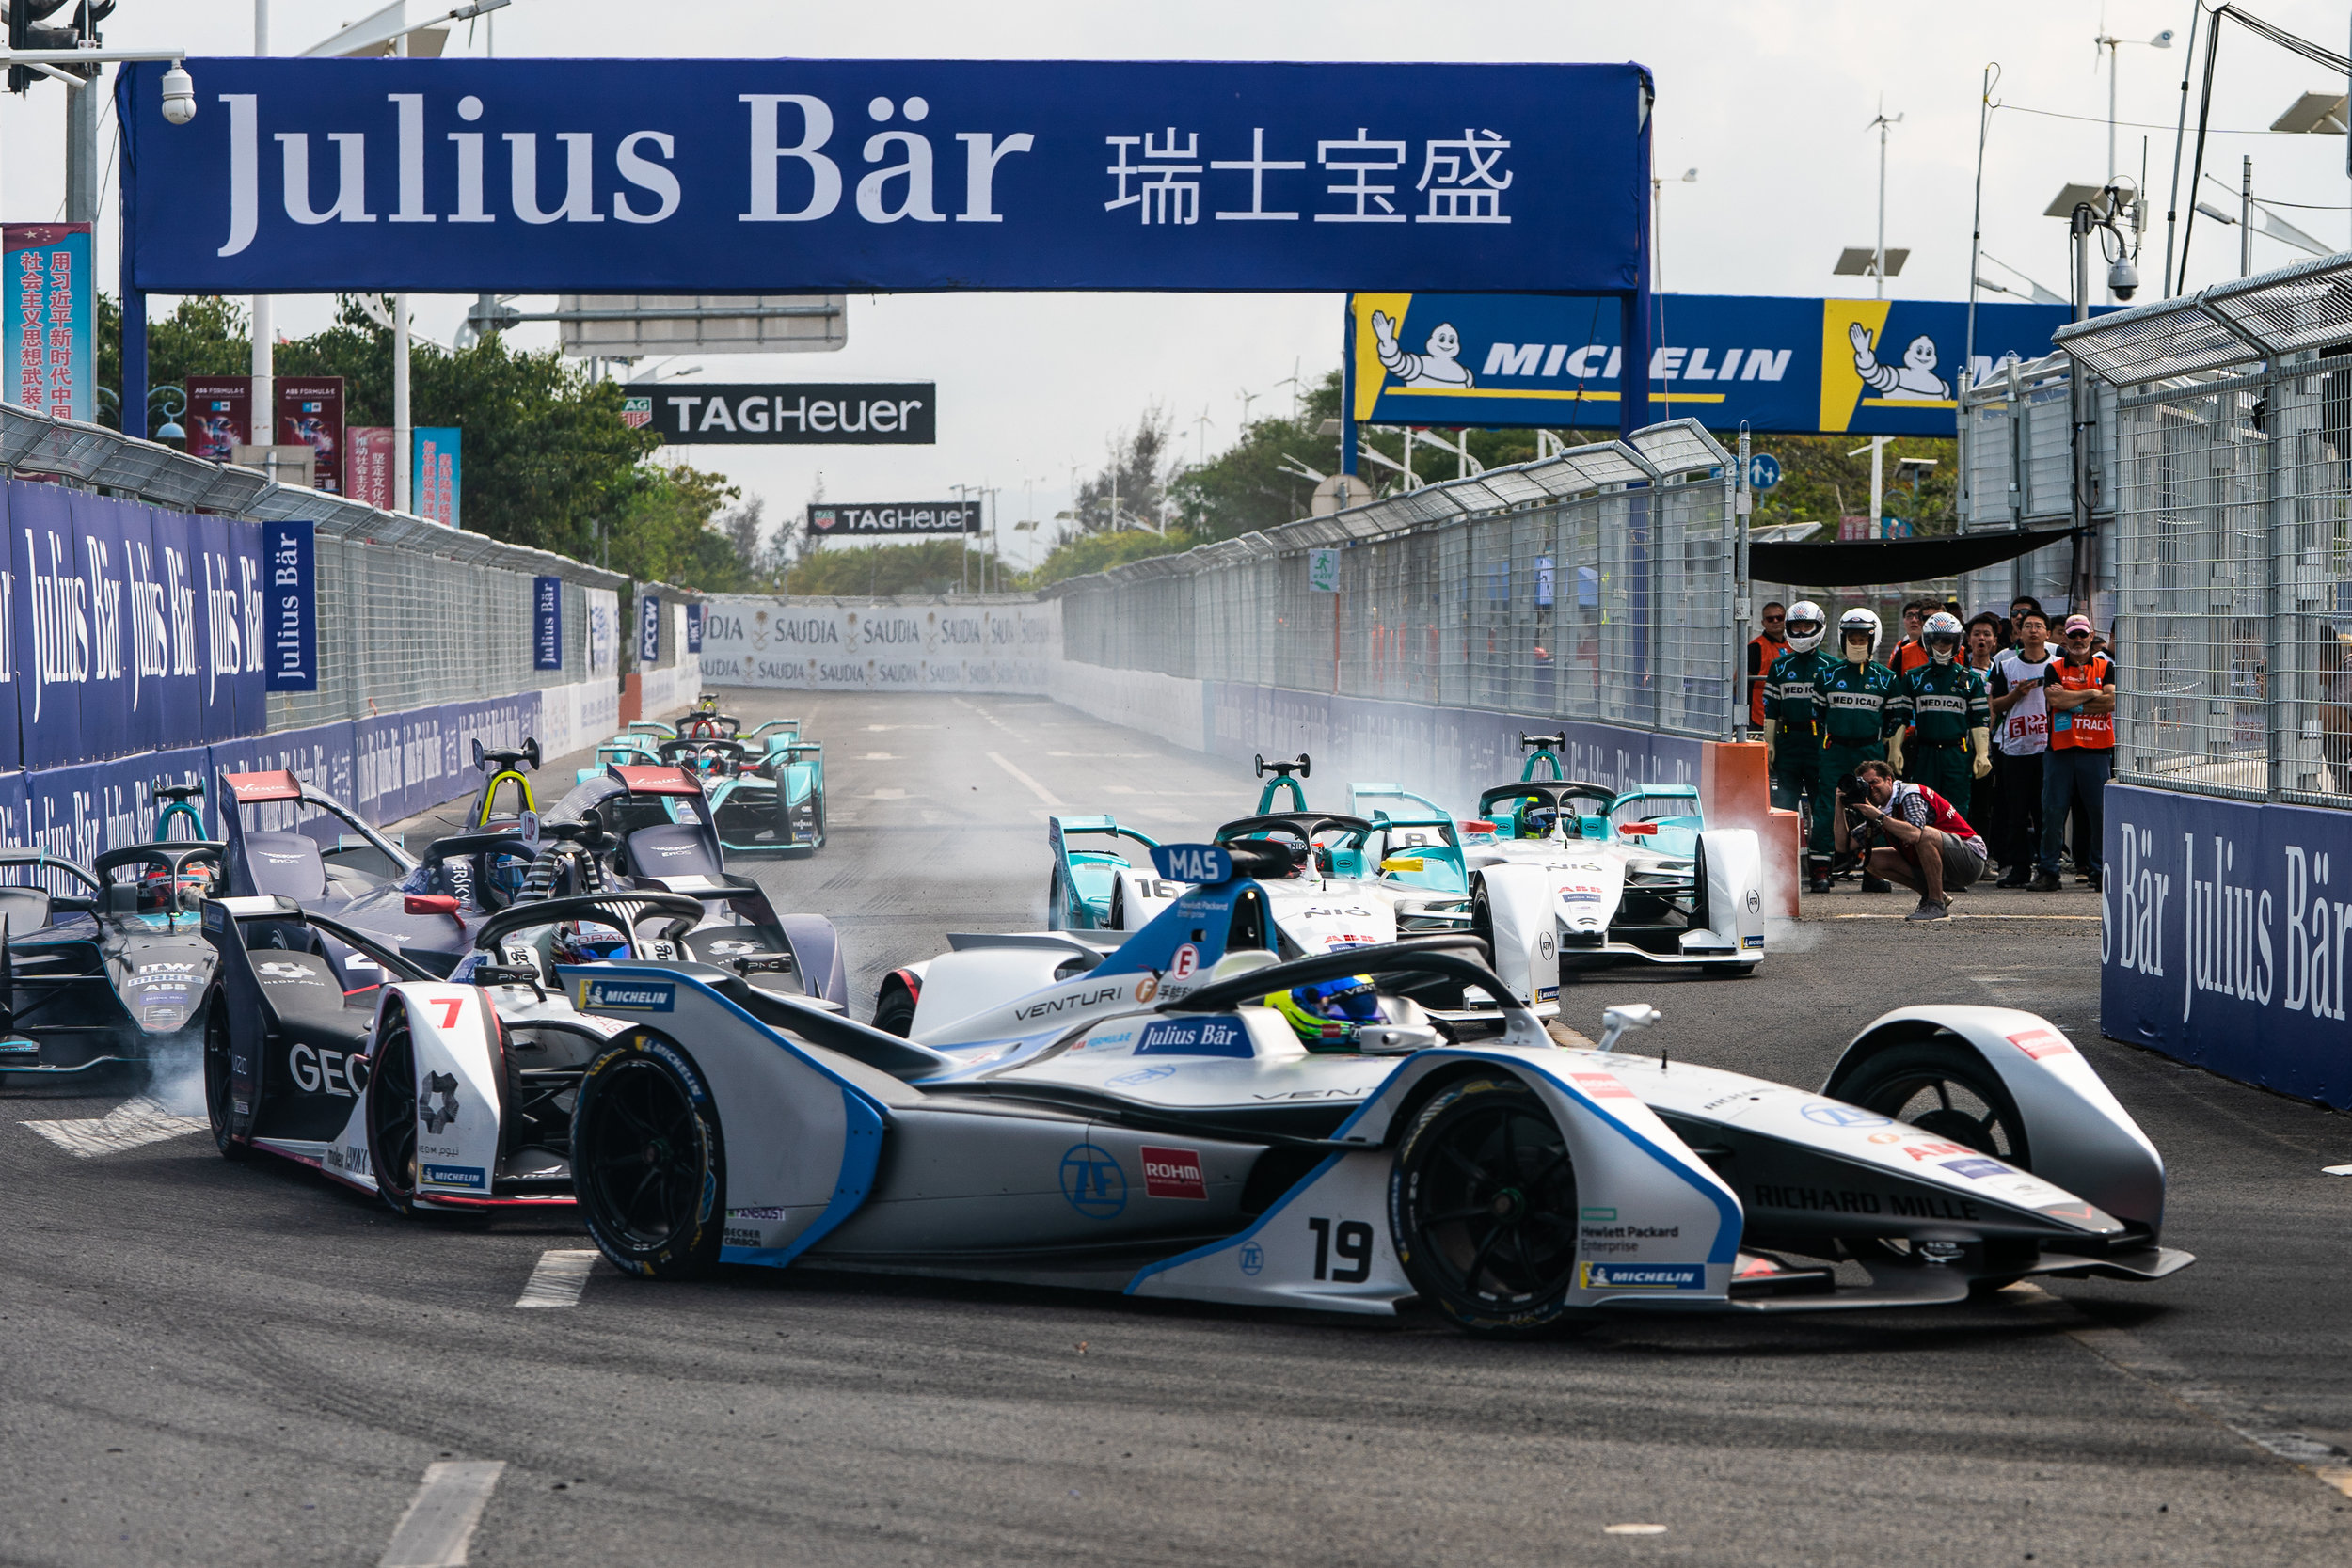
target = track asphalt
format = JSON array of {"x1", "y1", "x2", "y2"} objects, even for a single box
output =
[{"x1": 3, "y1": 689, "x2": 2347, "y2": 1565}]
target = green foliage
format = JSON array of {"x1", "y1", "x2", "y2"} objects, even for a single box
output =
[
  {"x1": 95, "y1": 293, "x2": 754, "y2": 589},
  {"x1": 1740, "y1": 433, "x2": 1959, "y2": 537},
  {"x1": 1023, "y1": 528, "x2": 1201, "y2": 589},
  {"x1": 787, "y1": 538, "x2": 1008, "y2": 597}
]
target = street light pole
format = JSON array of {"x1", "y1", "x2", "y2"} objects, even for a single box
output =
[{"x1": 1867, "y1": 103, "x2": 1901, "y2": 301}]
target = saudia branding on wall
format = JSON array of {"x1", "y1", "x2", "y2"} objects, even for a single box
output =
[
  {"x1": 1351, "y1": 293, "x2": 2102, "y2": 437},
  {"x1": 2102, "y1": 784, "x2": 2352, "y2": 1110},
  {"x1": 693, "y1": 596, "x2": 1058, "y2": 693}
]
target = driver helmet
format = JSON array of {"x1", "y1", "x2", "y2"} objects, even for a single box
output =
[
  {"x1": 1517, "y1": 799, "x2": 1565, "y2": 840},
  {"x1": 1838, "y1": 606, "x2": 1883, "y2": 660},
  {"x1": 137, "y1": 859, "x2": 215, "y2": 912},
  {"x1": 1266, "y1": 974, "x2": 1383, "y2": 1051},
  {"x1": 1922, "y1": 610, "x2": 1964, "y2": 664},
  {"x1": 1784, "y1": 601, "x2": 1826, "y2": 654}
]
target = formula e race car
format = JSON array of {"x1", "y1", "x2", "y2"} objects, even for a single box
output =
[
  {"x1": 1048, "y1": 755, "x2": 1459, "y2": 968},
  {"x1": 575, "y1": 705, "x2": 825, "y2": 858},
  {"x1": 1349, "y1": 735, "x2": 1765, "y2": 989},
  {"x1": 0, "y1": 842, "x2": 226, "y2": 1091},
  {"x1": 199, "y1": 887, "x2": 795, "y2": 1212},
  {"x1": 464, "y1": 738, "x2": 542, "y2": 831},
  {"x1": 557, "y1": 842, "x2": 2190, "y2": 1336}
]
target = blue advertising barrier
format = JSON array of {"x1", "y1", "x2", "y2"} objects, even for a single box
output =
[
  {"x1": 532, "y1": 576, "x2": 562, "y2": 671},
  {"x1": 2103, "y1": 782, "x2": 2352, "y2": 1109},
  {"x1": 3, "y1": 480, "x2": 265, "y2": 768},
  {"x1": 262, "y1": 519, "x2": 317, "y2": 691}
]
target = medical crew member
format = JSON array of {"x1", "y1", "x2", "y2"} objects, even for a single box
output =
[
  {"x1": 1816, "y1": 607, "x2": 1901, "y2": 894},
  {"x1": 1888, "y1": 611, "x2": 1992, "y2": 807},
  {"x1": 1762, "y1": 601, "x2": 1831, "y2": 862},
  {"x1": 1746, "y1": 602, "x2": 1788, "y2": 731}
]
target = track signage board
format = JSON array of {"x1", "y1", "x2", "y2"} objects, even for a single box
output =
[
  {"x1": 807, "y1": 501, "x2": 980, "y2": 537},
  {"x1": 643, "y1": 384, "x2": 934, "y2": 445},
  {"x1": 532, "y1": 576, "x2": 563, "y2": 671},
  {"x1": 262, "y1": 520, "x2": 318, "y2": 693},
  {"x1": 1349, "y1": 292, "x2": 2096, "y2": 436},
  {"x1": 119, "y1": 59, "x2": 1645, "y2": 295}
]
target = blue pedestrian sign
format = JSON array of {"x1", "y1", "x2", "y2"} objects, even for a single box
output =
[{"x1": 1748, "y1": 453, "x2": 1782, "y2": 492}]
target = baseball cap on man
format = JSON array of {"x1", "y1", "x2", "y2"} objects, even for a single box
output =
[{"x1": 2062, "y1": 614, "x2": 2094, "y2": 635}]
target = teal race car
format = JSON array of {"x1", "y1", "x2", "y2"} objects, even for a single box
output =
[{"x1": 573, "y1": 703, "x2": 825, "y2": 858}]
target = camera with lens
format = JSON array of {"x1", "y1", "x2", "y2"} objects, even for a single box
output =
[{"x1": 1835, "y1": 773, "x2": 1876, "y2": 837}]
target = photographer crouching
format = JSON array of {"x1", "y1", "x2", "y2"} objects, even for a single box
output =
[{"x1": 1832, "y1": 759, "x2": 1989, "y2": 923}]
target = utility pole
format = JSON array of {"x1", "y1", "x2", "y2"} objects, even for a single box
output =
[
  {"x1": 2241, "y1": 155, "x2": 2252, "y2": 278},
  {"x1": 251, "y1": 0, "x2": 273, "y2": 436},
  {"x1": 1867, "y1": 102, "x2": 1902, "y2": 301},
  {"x1": 63, "y1": 66, "x2": 98, "y2": 222}
]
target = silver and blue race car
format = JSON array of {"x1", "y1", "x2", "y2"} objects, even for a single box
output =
[{"x1": 560, "y1": 841, "x2": 2188, "y2": 1337}]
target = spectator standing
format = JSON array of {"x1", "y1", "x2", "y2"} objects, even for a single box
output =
[
  {"x1": 1987, "y1": 610, "x2": 2057, "y2": 886},
  {"x1": 1746, "y1": 602, "x2": 1788, "y2": 732},
  {"x1": 1887, "y1": 611, "x2": 1992, "y2": 815},
  {"x1": 2037, "y1": 613, "x2": 2116, "y2": 893},
  {"x1": 2008, "y1": 596, "x2": 2044, "y2": 648},
  {"x1": 1835, "y1": 759, "x2": 1988, "y2": 921},
  {"x1": 1963, "y1": 614, "x2": 2003, "y2": 824},
  {"x1": 1890, "y1": 600, "x2": 1931, "y2": 675},
  {"x1": 1763, "y1": 603, "x2": 1834, "y2": 884},
  {"x1": 1816, "y1": 607, "x2": 1901, "y2": 894}
]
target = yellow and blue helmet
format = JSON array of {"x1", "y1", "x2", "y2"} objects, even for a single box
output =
[{"x1": 1266, "y1": 974, "x2": 1382, "y2": 1050}]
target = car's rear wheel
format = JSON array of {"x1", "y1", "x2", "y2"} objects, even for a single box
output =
[
  {"x1": 571, "y1": 1035, "x2": 724, "y2": 1279},
  {"x1": 872, "y1": 983, "x2": 917, "y2": 1038},
  {"x1": 367, "y1": 1013, "x2": 423, "y2": 1217},
  {"x1": 202, "y1": 994, "x2": 246, "y2": 1161},
  {"x1": 1391, "y1": 1076, "x2": 1593, "y2": 1338}
]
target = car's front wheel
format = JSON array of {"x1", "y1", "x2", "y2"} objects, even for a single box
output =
[
  {"x1": 202, "y1": 994, "x2": 246, "y2": 1161},
  {"x1": 1391, "y1": 1076, "x2": 1592, "y2": 1338},
  {"x1": 366, "y1": 1011, "x2": 424, "y2": 1217},
  {"x1": 571, "y1": 1035, "x2": 725, "y2": 1279}
]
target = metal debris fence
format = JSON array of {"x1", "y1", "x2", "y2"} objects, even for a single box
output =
[
  {"x1": 2056, "y1": 251, "x2": 2352, "y2": 806},
  {"x1": 1050, "y1": 419, "x2": 1741, "y2": 741}
]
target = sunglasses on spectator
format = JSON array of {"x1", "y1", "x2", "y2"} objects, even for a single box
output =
[{"x1": 2065, "y1": 629, "x2": 2092, "y2": 639}]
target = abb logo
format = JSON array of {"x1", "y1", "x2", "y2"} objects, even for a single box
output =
[
  {"x1": 2008, "y1": 1027, "x2": 2073, "y2": 1061},
  {"x1": 1570, "y1": 1071, "x2": 1634, "y2": 1100},
  {"x1": 1140, "y1": 1145, "x2": 1206, "y2": 1200}
]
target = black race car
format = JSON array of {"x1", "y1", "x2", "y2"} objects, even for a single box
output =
[{"x1": 0, "y1": 843, "x2": 225, "y2": 1093}]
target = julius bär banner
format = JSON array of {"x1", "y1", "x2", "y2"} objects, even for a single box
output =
[
  {"x1": 116, "y1": 58, "x2": 1645, "y2": 295},
  {"x1": 1351, "y1": 292, "x2": 2102, "y2": 437}
]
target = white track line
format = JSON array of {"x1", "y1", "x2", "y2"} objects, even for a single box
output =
[
  {"x1": 378, "y1": 1460, "x2": 505, "y2": 1568},
  {"x1": 21, "y1": 1096, "x2": 209, "y2": 1158},
  {"x1": 988, "y1": 752, "x2": 1063, "y2": 807},
  {"x1": 2014, "y1": 1284, "x2": 2352, "y2": 1497},
  {"x1": 514, "y1": 1250, "x2": 598, "y2": 1308}
]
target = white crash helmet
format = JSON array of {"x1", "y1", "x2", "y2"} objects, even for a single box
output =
[
  {"x1": 1922, "y1": 610, "x2": 1964, "y2": 663},
  {"x1": 1784, "y1": 600, "x2": 1826, "y2": 654},
  {"x1": 1838, "y1": 607, "x2": 1882, "y2": 657}
]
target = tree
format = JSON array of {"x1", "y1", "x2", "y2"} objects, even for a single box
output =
[
  {"x1": 1740, "y1": 433, "x2": 1959, "y2": 537},
  {"x1": 787, "y1": 539, "x2": 1005, "y2": 597},
  {"x1": 1024, "y1": 526, "x2": 1202, "y2": 589},
  {"x1": 93, "y1": 293, "x2": 756, "y2": 588},
  {"x1": 1066, "y1": 406, "x2": 1177, "y2": 534}
]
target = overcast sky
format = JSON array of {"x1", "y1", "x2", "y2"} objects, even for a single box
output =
[{"x1": 5, "y1": 0, "x2": 2349, "y2": 566}]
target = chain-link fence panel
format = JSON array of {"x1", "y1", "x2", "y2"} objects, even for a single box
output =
[{"x1": 1049, "y1": 420, "x2": 1740, "y2": 742}]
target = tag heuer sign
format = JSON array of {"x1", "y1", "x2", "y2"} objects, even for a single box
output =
[
  {"x1": 648, "y1": 383, "x2": 934, "y2": 445},
  {"x1": 808, "y1": 501, "x2": 980, "y2": 535},
  {"x1": 621, "y1": 396, "x2": 653, "y2": 429}
]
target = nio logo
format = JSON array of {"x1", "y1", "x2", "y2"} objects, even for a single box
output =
[
  {"x1": 1536, "y1": 932, "x2": 1556, "y2": 961},
  {"x1": 420, "y1": 1072, "x2": 461, "y2": 1133},
  {"x1": 255, "y1": 960, "x2": 316, "y2": 980}
]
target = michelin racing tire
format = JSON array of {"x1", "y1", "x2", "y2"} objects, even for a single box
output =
[
  {"x1": 872, "y1": 985, "x2": 917, "y2": 1039},
  {"x1": 367, "y1": 1011, "x2": 426, "y2": 1218},
  {"x1": 1390, "y1": 1076, "x2": 1594, "y2": 1339},
  {"x1": 201, "y1": 994, "x2": 246, "y2": 1161},
  {"x1": 571, "y1": 1034, "x2": 725, "y2": 1280}
]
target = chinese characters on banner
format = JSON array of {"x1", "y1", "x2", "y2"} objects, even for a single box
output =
[
  {"x1": 119, "y1": 61, "x2": 1644, "y2": 297},
  {"x1": 413, "y1": 426, "x2": 461, "y2": 527},
  {"x1": 275, "y1": 376, "x2": 345, "y2": 494},
  {"x1": 532, "y1": 576, "x2": 564, "y2": 671},
  {"x1": 5, "y1": 223, "x2": 92, "y2": 423},
  {"x1": 347, "y1": 426, "x2": 394, "y2": 509},
  {"x1": 184, "y1": 374, "x2": 253, "y2": 461}
]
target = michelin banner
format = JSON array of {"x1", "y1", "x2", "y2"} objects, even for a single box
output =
[
  {"x1": 1352, "y1": 292, "x2": 2101, "y2": 437},
  {"x1": 697, "y1": 598, "x2": 1060, "y2": 693},
  {"x1": 2104, "y1": 783, "x2": 2352, "y2": 1110}
]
